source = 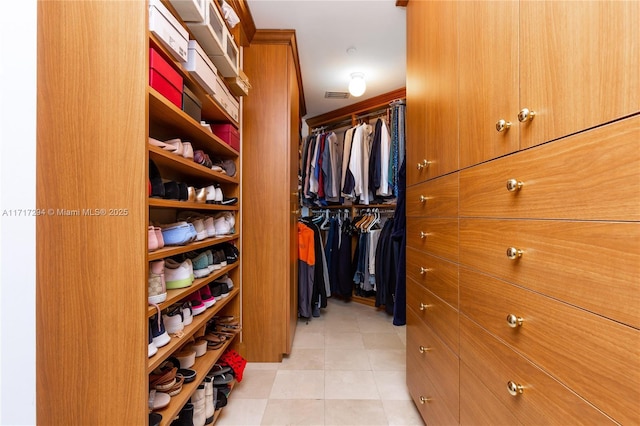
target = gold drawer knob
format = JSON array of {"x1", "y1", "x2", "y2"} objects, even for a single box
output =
[
  {"x1": 420, "y1": 231, "x2": 429, "y2": 239},
  {"x1": 419, "y1": 396, "x2": 431, "y2": 404},
  {"x1": 417, "y1": 159, "x2": 430, "y2": 170},
  {"x1": 419, "y1": 267, "x2": 431, "y2": 275},
  {"x1": 419, "y1": 195, "x2": 428, "y2": 203},
  {"x1": 506, "y1": 179, "x2": 524, "y2": 192},
  {"x1": 517, "y1": 108, "x2": 536, "y2": 123},
  {"x1": 496, "y1": 119, "x2": 512, "y2": 132},
  {"x1": 507, "y1": 381, "x2": 524, "y2": 396},
  {"x1": 419, "y1": 345, "x2": 432, "y2": 354},
  {"x1": 419, "y1": 302, "x2": 432, "y2": 311},
  {"x1": 506, "y1": 247, "x2": 523, "y2": 260},
  {"x1": 506, "y1": 314, "x2": 524, "y2": 328}
]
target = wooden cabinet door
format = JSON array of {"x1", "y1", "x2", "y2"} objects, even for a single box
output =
[
  {"x1": 406, "y1": 0, "x2": 428, "y2": 185},
  {"x1": 287, "y1": 50, "x2": 299, "y2": 355},
  {"x1": 459, "y1": 1, "x2": 519, "y2": 168},
  {"x1": 520, "y1": 1, "x2": 640, "y2": 149},
  {"x1": 424, "y1": 0, "x2": 459, "y2": 179}
]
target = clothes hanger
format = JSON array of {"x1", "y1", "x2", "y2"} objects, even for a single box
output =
[{"x1": 320, "y1": 209, "x2": 331, "y2": 230}]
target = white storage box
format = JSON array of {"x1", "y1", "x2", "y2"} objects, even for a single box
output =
[
  {"x1": 149, "y1": 0, "x2": 189, "y2": 62},
  {"x1": 186, "y1": 0, "x2": 226, "y2": 58},
  {"x1": 213, "y1": 76, "x2": 228, "y2": 110},
  {"x1": 184, "y1": 40, "x2": 218, "y2": 96},
  {"x1": 209, "y1": 28, "x2": 239, "y2": 77},
  {"x1": 168, "y1": 0, "x2": 206, "y2": 23},
  {"x1": 225, "y1": 93, "x2": 239, "y2": 121}
]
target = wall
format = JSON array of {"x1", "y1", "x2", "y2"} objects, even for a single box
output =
[{"x1": 0, "y1": 0, "x2": 37, "y2": 423}]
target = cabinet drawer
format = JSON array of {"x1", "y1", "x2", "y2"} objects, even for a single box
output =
[
  {"x1": 460, "y1": 316, "x2": 615, "y2": 425},
  {"x1": 459, "y1": 115, "x2": 640, "y2": 221},
  {"x1": 460, "y1": 361, "x2": 520, "y2": 426},
  {"x1": 406, "y1": 217, "x2": 459, "y2": 261},
  {"x1": 407, "y1": 172, "x2": 459, "y2": 217},
  {"x1": 406, "y1": 357, "x2": 459, "y2": 426},
  {"x1": 407, "y1": 246, "x2": 458, "y2": 308},
  {"x1": 460, "y1": 268, "x2": 640, "y2": 424},
  {"x1": 407, "y1": 307, "x2": 459, "y2": 423},
  {"x1": 459, "y1": 218, "x2": 640, "y2": 327},
  {"x1": 407, "y1": 275, "x2": 459, "y2": 354}
]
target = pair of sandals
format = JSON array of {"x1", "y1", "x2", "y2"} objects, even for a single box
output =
[{"x1": 203, "y1": 330, "x2": 236, "y2": 350}]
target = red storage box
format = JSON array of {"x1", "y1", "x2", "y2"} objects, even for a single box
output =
[
  {"x1": 211, "y1": 124, "x2": 240, "y2": 151},
  {"x1": 149, "y1": 47, "x2": 183, "y2": 108}
]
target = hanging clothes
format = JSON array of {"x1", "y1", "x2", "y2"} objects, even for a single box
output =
[
  {"x1": 391, "y1": 157, "x2": 407, "y2": 326},
  {"x1": 297, "y1": 222, "x2": 315, "y2": 319}
]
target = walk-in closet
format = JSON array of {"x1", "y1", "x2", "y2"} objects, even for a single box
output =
[{"x1": 1, "y1": 0, "x2": 638, "y2": 425}]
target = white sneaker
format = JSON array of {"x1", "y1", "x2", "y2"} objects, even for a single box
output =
[
  {"x1": 182, "y1": 142, "x2": 194, "y2": 159},
  {"x1": 190, "y1": 385, "x2": 206, "y2": 426},
  {"x1": 164, "y1": 259, "x2": 194, "y2": 289},
  {"x1": 203, "y1": 216, "x2": 215, "y2": 237},
  {"x1": 205, "y1": 185, "x2": 217, "y2": 204},
  {"x1": 163, "y1": 308, "x2": 184, "y2": 334},
  {"x1": 189, "y1": 218, "x2": 207, "y2": 241},
  {"x1": 213, "y1": 216, "x2": 231, "y2": 236}
]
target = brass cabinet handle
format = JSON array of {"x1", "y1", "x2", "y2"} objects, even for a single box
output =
[
  {"x1": 507, "y1": 381, "x2": 524, "y2": 396},
  {"x1": 419, "y1": 345, "x2": 432, "y2": 354},
  {"x1": 506, "y1": 247, "x2": 523, "y2": 260},
  {"x1": 420, "y1": 231, "x2": 429, "y2": 239},
  {"x1": 517, "y1": 108, "x2": 536, "y2": 123},
  {"x1": 419, "y1": 195, "x2": 428, "y2": 203},
  {"x1": 506, "y1": 314, "x2": 524, "y2": 328},
  {"x1": 419, "y1": 396, "x2": 431, "y2": 404},
  {"x1": 496, "y1": 119, "x2": 512, "y2": 132},
  {"x1": 419, "y1": 267, "x2": 431, "y2": 275},
  {"x1": 419, "y1": 302, "x2": 431, "y2": 311},
  {"x1": 292, "y1": 209, "x2": 301, "y2": 215},
  {"x1": 506, "y1": 178, "x2": 524, "y2": 192},
  {"x1": 417, "y1": 159, "x2": 430, "y2": 170}
]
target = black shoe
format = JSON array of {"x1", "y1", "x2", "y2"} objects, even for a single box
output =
[
  {"x1": 149, "y1": 159, "x2": 164, "y2": 198},
  {"x1": 221, "y1": 243, "x2": 239, "y2": 264},
  {"x1": 170, "y1": 403, "x2": 193, "y2": 426},
  {"x1": 220, "y1": 197, "x2": 238, "y2": 206}
]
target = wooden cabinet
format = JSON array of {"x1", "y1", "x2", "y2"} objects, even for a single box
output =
[
  {"x1": 459, "y1": 1, "x2": 639, "y2": 167},
  {"x1": 406, "y1": 1, "x2": 640, "y2": 425},
  {"x1": 406, "y1": 0, "x2": 458, "y2": 185},
  {"x1": 242, "y1": 30, "x2": 303, "y2": 362},
  {"x1": 37, "y1": 1, "x2": 244, "y2": 423}
]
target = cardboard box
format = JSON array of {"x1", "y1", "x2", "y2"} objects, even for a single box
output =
[
  {"x1": 182, "y1": 85, "x2": 202, "y2": 122},
  {"x1": 149, "y1": 0, "x2": 189, "y2": 62},
  {"x1": 211, "y1": 124, "x2": 240, "y2": 152},
  {"x1": 184, "y1": 40, "x2": 218, "y2": 96},
  {"x1": 149, "y1": 47, "x2": 183, "y2": 109},
  {"x1": 168, "y1": 0, "x2": 206, "y2": 22}
]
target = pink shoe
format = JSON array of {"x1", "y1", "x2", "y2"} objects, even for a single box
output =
[
  {"x1": 149, "y1": 226, "x2": 159, "y2": 251},
  {"x1": 154, "y1": 227, "x2": 164, "y2": 249}
]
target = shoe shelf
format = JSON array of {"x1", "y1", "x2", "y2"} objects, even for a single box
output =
[
  {"x1": 147, "y1": 233, "x2": 239, "y2": 261},
  {"x1": 149, "y1": 33, "x2": 238, "y2": 128},
  {"x1": 148, "y1": 198, "x2": 239, "y2": 211},
  {"x1": 156, "y1": 338, "x2": 238, "y2": 426},
  {"x1": 149, "y1": 145, "x2": 238, "y2": 186},
  {"x1": 149, "y1": 286, "x2": 240, "y2": 373},
  {"x1": 149, "y1": 88, "x2": 239, "y2": 158},
  {"x1": 147, "y1": 263, "x2": 239, "y2": 318}
]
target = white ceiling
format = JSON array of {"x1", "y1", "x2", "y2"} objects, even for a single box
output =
[{"x1": 246, "y1": 0, "x2": 407, "y2": 120}]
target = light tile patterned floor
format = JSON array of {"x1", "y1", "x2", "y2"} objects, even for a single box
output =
[{"x1": 215, "y1": 298, "x2": 424, "y2": 425}]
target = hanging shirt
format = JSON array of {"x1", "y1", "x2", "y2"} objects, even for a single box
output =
[
  {"x1": 341, "y1": 127, "x2": 356, "y2": 199},
  {"x1": 348, "y1": 124, "x2": 365, "y2": 199},
  {"x1": 377, "y1": 120, "x2": 392, "y2": 196},
  {"x1": 360, "y1": 123, "x2": 374, "y2": 205},
  {"x1": 298, "y1": 222, "x2": 316, "y2": 318}
]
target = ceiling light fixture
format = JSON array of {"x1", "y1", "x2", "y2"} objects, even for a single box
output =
[{"x1": 348, "y1": 72, "x2": 366, "y2": 97}]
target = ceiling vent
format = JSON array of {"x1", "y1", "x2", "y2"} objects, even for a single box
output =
[{"x1": 324, "y1": 91, "x2": 350, "y2": 99}]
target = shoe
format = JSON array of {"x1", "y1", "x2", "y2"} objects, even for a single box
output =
[
  {"x1": 148, "y1": 260, "x2": 167, "y2": 304},
  {"x1": 178, "y1": 182, "x2": 188, "y2": 201},
  {"x1": 203, "y1": 377, "x2": 215, "y2": 424},
  {"x1": 148, "y1": 226, "x2": 159, "y2": 251},
  {"x1": 221, "y1": 159, "x2": 236, "y2": 177},
  {"x1": 150, "y1": 304, "x2": 171, "y2": 348},
  {"x1": 214, "y1": 274, "x2": 234, "y2": 290},
  {"x1": 190, "y1": 384, "x2": 206, "y2": 426},
  {"x1": 221, "y1": 243, "x2": 239, "y2": 264},
  {"x1": 154, "y1": 227, "x2": 164, "y2": 249},
  {"x1": 214, "y1": 187, "x2": 223, "y2": 204},
  {"x1": 188, "y1": 186, "x2": 196, "y2": 203},
  {"x1": 203, "y1": 216, "x2": 215, "y2": 237},
  {"x1": 163, "y1": 181, "x2": 180, "y2": 200},
  {"x1": 202, "y1": 249, "x2": 215, "y2": 272},
  {"x1": 191, "y1": 251, "x2": 212, "y2": 278},
  {"x1": 215, "y1": 249, "x2": 227, "y2": 267},
  {"x1": 182, "y1": 142, "x2": 194, "y2": 160},
  {"x1": 190, "y1": 218, "x2": 207, "y2": 241},
  {"x1": 194, "y1": 150, "x2": 213, "y2": 168},
  {"x1": 170, "y1": 403, "x2": 194, "y2": 426},
  {"x1": 181, "y1": 301, "x2": 193, "y2": 326},
  {"x1": 149, "y1": 159, "x2": 165, "y2": 198},
  {"x1": 149, "y1": 137, "x2": 178, "y2": 152},
  {"x1": 205, "y1": 185, "x2": 217, "y2": 204},
  {"x1": 165, "y1": 259, "x2": 194, "y2": 289},
  {"x1": 148, "y1": 322, "x2": 158, "y2": 358},
  {"x1": 149, "y1": 390, "x2": 171, "y2": 411},
  {"x1": 195, "y1": 188, "x2": 207, "y2": 203},
  {"x1": 165, "y1": 138, "x2": 184, "y2": 156},
  {"x1": 220, "y1": 212, "x2": 235, "y2": 228},
  {"x1": 163, "y1": 305, "x2": 184, "y2": 335},
  {"x1": 211, "y1": 250, "x2": 224, "y2": 270},
  {"x1": 220, "y1": 197, "x2": 238, "y2": 206},
  {"x1": 200, "y1": 285, "x2": 216, "y2": 308},
  {"x1": 185, "y1": 291, "x2": 206, "y2": 316},
  {"x1": 312, "y1": 303, "x2": 320, "y2": 318},
  {"x1": 161, "y1": 222, "x2": 195, "y2": 246},
  {"x1": 149, "y1": 412, "x2": 163, "y2": 426},
  {"x1": 211, "y1": 282, "x2": 229, "y2": 298},
  {"x1": 176, "y1": 348, "x2": 197, "y2": 369},
  {"x1": 213, "y1": 216, "x2": 231, "y2": 236}
]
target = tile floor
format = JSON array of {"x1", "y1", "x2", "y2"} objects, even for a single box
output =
[{"x1": 216, "y1": 298, "x2": 424, "y2": 425}]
